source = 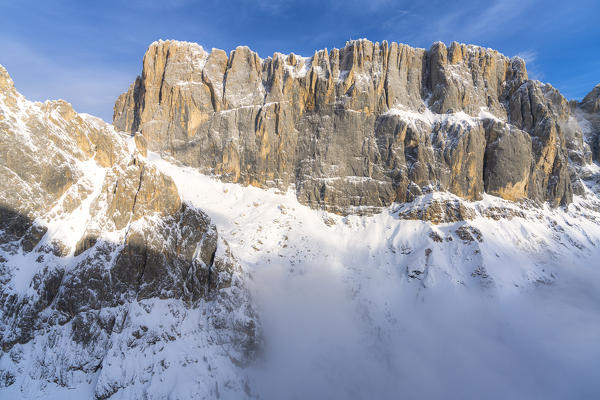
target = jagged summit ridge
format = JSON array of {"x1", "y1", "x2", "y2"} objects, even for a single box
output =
[
  {"x1": 115, "y1": 38, "x2": 528, "y2": 123},
  {"x1": 113, "y1": 38, "x2": 595, "y2": 214}
]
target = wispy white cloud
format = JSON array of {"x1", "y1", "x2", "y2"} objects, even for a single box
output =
[
  {"x1": 0, "y1": 38, "x2": 134, "y2": 122},
  {"x1": 253, "y1": 0, "x2": 291, "y2": 15},
  {"x1": 253, "y1": 0, "x2": 399, "y2": 16},
  {"x1": 341, "y1": 0, "x2": 396, "y2": 13},
  {"x1": 382, "y1": 0, "x2": 536, "y2": 48},
  {"x1": 381, "y1": 9, "x2": 411, "y2": 31},
  {"x1": 448, "y1": 0, "x2": 534, "y2": 40},
  {"x1": 123, "y1": 0, "x2": 196, "y2": 10},
  {"x1": 515, "y1": 50, "x2": 544, "y2": 80},
  {"x1": 515, "y1": 50, "x2": 537, "y2": 64}
]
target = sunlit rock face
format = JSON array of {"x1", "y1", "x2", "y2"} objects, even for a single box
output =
[{"x1": 114, "y1": 39, "x2": 593, "y2": 214}]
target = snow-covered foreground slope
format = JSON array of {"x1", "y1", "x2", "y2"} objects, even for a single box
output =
[{"x1": 150, "y1": 153, "x2": 600, "y2": 399}]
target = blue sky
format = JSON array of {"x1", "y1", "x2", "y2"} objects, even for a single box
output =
[{"x1": 1, "y1": 0, "x2": 598, "y2": 121}]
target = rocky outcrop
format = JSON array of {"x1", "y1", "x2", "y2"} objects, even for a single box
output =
[
  {"x1": 0, "y1": 65, "x2": 257, "y2": 398},
  {"x1": 482, "y1": 120, "x2": 532, "y2": 201},
  {"x1": 578, "y1": 84, "x2": 600, "y2": 162},
  {"x1": 114, "y1": 39, "x2": 586, "y2": 213},
  {"x1": 580, "y1": 84, "x2": 600, "y2": 116}
]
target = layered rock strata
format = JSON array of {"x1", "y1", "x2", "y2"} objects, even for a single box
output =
[{"x1": 114, "y1": 39, "x2": 596, "y2": 213}]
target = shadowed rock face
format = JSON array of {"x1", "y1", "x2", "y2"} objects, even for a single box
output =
[
  {"x1": 578, "y1": 84, "x2": 600, "y2": 162},
  {"x1": 0, "y1": 203, "x2": 258, "y2": 397},
  {"x1": 113, "y1": 39, "x2": 592, "y2": 213}
]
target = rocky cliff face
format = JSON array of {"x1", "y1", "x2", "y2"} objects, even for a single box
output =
[
  {"x1": 0, "y1": 65, "x2": 258, "y2": 398},
  {"x1": 577, "y1": 84, "x2": 600, "y2": 162},
  {"x1": 114, "y1": 39, "x2": 595, "y2": 214}
]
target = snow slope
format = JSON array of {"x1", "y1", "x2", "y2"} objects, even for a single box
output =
[{"x1": 149, "y1": 152, "x2": 600, "y2": 400}]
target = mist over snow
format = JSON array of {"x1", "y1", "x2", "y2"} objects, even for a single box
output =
[{"x1": 147, "y1": 153, "x2": 600, "y2": 400}]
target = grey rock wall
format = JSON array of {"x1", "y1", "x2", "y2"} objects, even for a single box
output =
[{"x1": 114, "y1": 39, "x2": 592, "y2": 213}]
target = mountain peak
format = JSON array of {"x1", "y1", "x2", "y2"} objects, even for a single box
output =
[
  {"x1": 581, "y1": 83, "x2": 600, "y2": 113},
  {"x1": 0, "y1": 64, "x2": 15, "y2": 93}
]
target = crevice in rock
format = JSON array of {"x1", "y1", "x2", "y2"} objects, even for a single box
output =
[
  {"x1": 130, "y1": 164, "x2": 145, "y2": 217},
  {"x1": 207, "y1": 245, "x2": 216, "y2": 293}
]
